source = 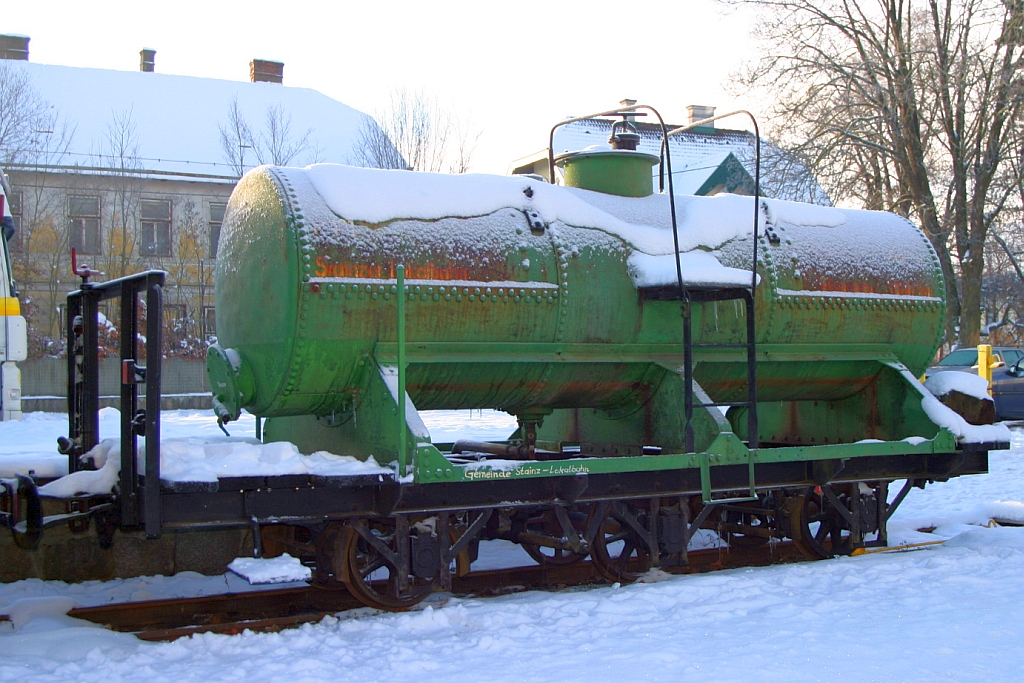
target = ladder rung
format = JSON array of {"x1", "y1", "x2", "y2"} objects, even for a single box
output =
[
  {"x1": 703, "y1": 495, "x2": 759, "y2": 505},
  {"x1": 691, "y1": 343, "x2": 752, "y2": 349},
  {"x1": 696, "y1": 402, "x2": 751, "y2": 408}
]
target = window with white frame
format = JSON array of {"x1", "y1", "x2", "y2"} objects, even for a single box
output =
[
  {"x1": 203, "y1": 305, "x2": 217, "y2": 338},
  {"x1": 209, "y1": 202, "x2": 226, "y2": 258},
  {"x1": 68, "y1": 195, "x2": 101, "y2": 254},
  {"x1": 140, "y1": 199, "x2": 172, "y2": 257}
]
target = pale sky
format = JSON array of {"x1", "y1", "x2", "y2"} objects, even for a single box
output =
[{"x1": 6, "y1": 0, "x2": 761, "y2": 174}]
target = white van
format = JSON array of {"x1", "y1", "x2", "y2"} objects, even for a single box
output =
[{"x1": 1, "y1": 169, "x2": 26, "y2": 420}]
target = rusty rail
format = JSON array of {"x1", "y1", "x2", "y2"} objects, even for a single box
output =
[{"x1": 68, "y1": 541, "x2": 805, "y2": 641}]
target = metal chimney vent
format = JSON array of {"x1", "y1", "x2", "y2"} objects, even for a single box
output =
[{"x1": 140, "y1": 48, "x2": 156, "y2": 72}]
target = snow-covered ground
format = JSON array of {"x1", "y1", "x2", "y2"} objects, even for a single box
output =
[{"x1": 1, "y1": 412, "x2": 1024, "y2": 681}]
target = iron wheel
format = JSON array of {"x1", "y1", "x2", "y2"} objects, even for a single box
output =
[
  {"x1": 341, "y1": 520, "x2": 430, "y2": 611},
  {"x1": 587, "y1": 502, "x2": 652, "y2": 583}
]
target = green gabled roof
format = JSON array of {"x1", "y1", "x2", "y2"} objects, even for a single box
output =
[{"x1": 695, "y1": 152, "x2": 756, "y2": 196}]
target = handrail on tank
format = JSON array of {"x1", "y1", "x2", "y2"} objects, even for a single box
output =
[
  {"x1": 664, "y1": 110, "x2": 762, "y2": 455},
  {"x1": 662, "y1": 109, "x2": 763, "y2": 295},
  {"x1": 549, "y1": 107, "x2": 762, "y2": 455},
  {"x1": 663, "y1": 109, "x2": 761, "y2": 456},
  {"x1": 396, "y1": 264, "x2": 408, "y2": 477}
]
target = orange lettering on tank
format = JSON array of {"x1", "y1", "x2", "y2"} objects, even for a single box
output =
[
  {"x1": 312, "y1": 256, "x2": 472, "y2": 281},
  {"x1": 804, "y1": 274, "x2": 934, "y2": 298}
]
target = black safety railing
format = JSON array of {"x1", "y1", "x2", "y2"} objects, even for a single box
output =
[{"x1": 60, "y1": 264, "x2": 165, "y2": 538}]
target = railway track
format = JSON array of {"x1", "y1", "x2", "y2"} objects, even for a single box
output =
[{"x1": 69, "y1": 540, "x2": 806, "y2": 641}]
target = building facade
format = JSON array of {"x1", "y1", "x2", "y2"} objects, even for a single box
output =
[
  {"x1": 6, "y1": 168, "x2": 232, "y2": 356},
  {"x1": 0, "y1": 36, "x2": 372, "y2": 357}
]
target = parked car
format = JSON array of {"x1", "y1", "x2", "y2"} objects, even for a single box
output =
[
  {"x1": 925, "y1": 347, "x2": 1024, "y2": 420},
  {"x1": 923, "y1": 347, "x2": 1024, "y2": 383},
  {"x1": 992, "y1": 359, "x2": 1024, "y2": 420}
]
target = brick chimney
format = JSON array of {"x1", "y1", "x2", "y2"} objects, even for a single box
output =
[
  {"x1": 0, "y1": 34, "x2": 29, "y2": 61},
  {"x1": 140, "y1": 48, "x2": 156, "y2": 72},
  {"x1": 250, "y1": 59, "x2": 284, "y2": 84},
  {"x1": 687, "y1": 105, "x2": 716, "y2": 129}
]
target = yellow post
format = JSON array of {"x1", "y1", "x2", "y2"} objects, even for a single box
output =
[{"x1": 976, "y1": 344, "x2": 997, "y2": 389}]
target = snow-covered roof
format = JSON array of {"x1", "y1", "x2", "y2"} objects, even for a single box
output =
[
  {"x1": 514, "y1": 119, "x2": 830, "y2": 205},
  {"x1": 6, "y1": 62, "x2": 370, "y2": 179}
]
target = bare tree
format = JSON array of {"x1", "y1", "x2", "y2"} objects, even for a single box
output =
[
  {"x1": 218, "y1": 98, "x2": 316, "y2": 173},
  {"x1": 351, "y1": 116, "x2": 406, "y2": 170},
  {"x1": 253, "y1": 104, "x2": 312, "y2": 166},
  {"x1": 11, "y1": 116, "x2": 76, "y2": 347},
  {"x1": 96, "y1": 108, "x2": 144, "y2": 280},
  {"x1": 351, "y1": 87, "x2": 478, "y2": 173},
  {"x1": 980, "y1": 137, "x2": 1024, "y2": 344},
  {"x1": 0, "y1": 61, "x2": 52, "y2": 165},
  {"x1": 732, "y1": 139, "x2": 834, "y2": 204},
  {"x1": 164, "y1": 196, "x2": 210, "y2": 358},
  {"x1": 0, "y1": 63, "x2": 77, "y2": 350},
  {"x1": 306, "y1": 140, "x2": 326, "y2": 165},
  {"x1": 218, "y1": 97, "x2": 254, "y2": 176},
  {"x1": 729, "y1": 0, "x2": 1024, "y2": 347}
]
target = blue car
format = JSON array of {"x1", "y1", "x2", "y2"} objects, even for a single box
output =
[
  {"x1": 925, "y1": 347, "x2": 1024, "y2": 420},
  {"x1": 992, "y1": 358, "x2": 1024, "y2": 420}
]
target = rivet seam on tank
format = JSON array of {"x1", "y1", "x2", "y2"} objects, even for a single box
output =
[
  {"x1": 549, "y1": 225, "x2": 571, "y2": 342},
  {"x1": 754, "y1": 233, "x2": 778, "y2": 337},
  {"x1": 324, "y1": 258, "x2": 558, "y2": 308},
  {"x1": 277, "y1": 168, "x2": 309, "y2": 397},
  {"x1": 766, "y1": 225, "x2": 943, "y2": 322}
]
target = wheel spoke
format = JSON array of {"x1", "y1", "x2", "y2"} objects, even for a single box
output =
[
  {"x1": 359, "y1": 555, "x2": 386, "y2": 579},
  {"x1": 520, "y1": 508, "x2": 588, "y2": 567},
  {"x1": 618, "y1": 539, "x2": 636, "y2": 563},
  {"x1": 607, "y1": 530, "x2": 629, "y2": 544}
]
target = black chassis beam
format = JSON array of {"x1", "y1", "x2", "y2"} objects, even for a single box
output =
[{"x1": 155, "y1": 450, "x2": 988, "y2": 529}]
